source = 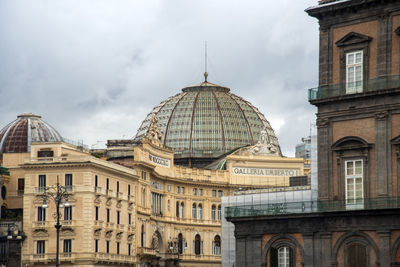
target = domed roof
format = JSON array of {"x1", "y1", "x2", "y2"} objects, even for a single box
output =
[
  {"x1": 134, "y1": 80, "x2": 281, "y2": 162},
  {"x1": 0, "y1": 113, "x2": 63, "y2": 154}
]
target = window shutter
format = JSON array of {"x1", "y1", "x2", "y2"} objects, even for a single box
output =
[{"x1": 270, "y1": 247, "x2": 277, "y2": 267}]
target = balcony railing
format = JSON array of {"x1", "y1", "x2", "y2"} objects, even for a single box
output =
[
  {"x1": 225, "y1": 197, "x2": 400, "y2": 218},
  {"x1": 308, "y1": 75, "x2": 400, "y2": 101}
]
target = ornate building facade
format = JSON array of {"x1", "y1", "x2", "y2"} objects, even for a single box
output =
[
  {"x1": 0, "y1": 80, "x2": 307, "y2": 266},
  {"x1": 226, "y1": 0, "x2": 400, "y2": 266}
]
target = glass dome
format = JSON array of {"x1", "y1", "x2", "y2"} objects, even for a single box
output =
[{"x1": 134, "y1": 80, "x2": 281, "y2": 165}]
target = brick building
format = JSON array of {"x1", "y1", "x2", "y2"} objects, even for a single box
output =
[{"x1": 226, "y1": 0, "x2": 400, "y2": 266}]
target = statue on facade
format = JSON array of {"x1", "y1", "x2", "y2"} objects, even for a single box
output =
[
  {"x1": 145, "y1": 114, "x2": 163, "y2": 147},
  {"x1": 235, "y1": 127, "x2": 279, "y2": 156}
]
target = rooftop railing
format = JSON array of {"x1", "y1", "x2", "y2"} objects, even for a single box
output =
[
  {"x1": 225, "y1": 197, "x2": 400, "y2": 218},
  {"x1": 308, "y1": 75, "x2": 400, "y2": 101}
]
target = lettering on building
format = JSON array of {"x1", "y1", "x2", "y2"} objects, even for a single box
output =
[
  {"x1": 232, "y1": 167, "x2": 300, "y2": 177},
  {"x1": 149, "y1": 154, "x2": 171, "y2": 167}
]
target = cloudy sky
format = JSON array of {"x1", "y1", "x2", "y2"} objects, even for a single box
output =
[{"x1": 0, "y1": 0, "x2": 319, "y2": 156}]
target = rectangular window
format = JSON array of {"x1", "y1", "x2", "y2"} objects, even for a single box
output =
[
  {"x1": 142, "y1": 171, "x2": 147, "y2": 180},
  {"x1": 199, "y1": 188, "x2": 203, "y2": 196},
  {"x1": 345, "y1": 159, "x2": 364, "y2": 209},
  {"x1": 193, "y1": 188, "x2": 197, "y2": 196},
  {"x1": 128, "y1": 243, "x2": 131, "y2": 256},
  {"x1": 95, "y1": 239, "x2": 98, "y2": 253},
  {"x1": 38, "y1": 150, "x2": 53, "y2": 157},
  {"x1": 117, "y1": 211, "x2": 120, "y2": 224},
  {"x1": 38, "y1": 175, "x2": 46, "y2": 190},
  {"x1": 95, "y1": 175, "x2": 98, "y2": 187},
  {"x1": 212, "y1": 190, "x2": 216, "y2": 197},
  {"x1": 107, "y1": 209, "x2": 110, "y2": 223},
  {"x1": 65, "y1": 174, "x2": 73, "y2": 190},
  {"x1": 167, "y1": 185, "x2": 171, "y2": 192},
  {"x1": 117, "y1": 242, "x2": 120, "y2": 254},
  {"x1": 346, "y1": 51, "x2": 363, "y2": 94},
  {"x1": 106, "y1": 241, "x2": 110, "y2": 254},
  {"x1": 181, "y1": 187, "x2": 185, "y2": 194},
  {"x1": 95, "y1": 206, "x2": 99, "y2": 221},
  {"x1": 37, "y1": 207, "x2": 46, "y2": 221},
  {"x1": 218, "y1": 205, "x2": 222, "y2": 221},
  {"x1": 63, "y1": 239, "x2": 72, "y2": 253},
  {"x1": 18, "y1": 178, "x2": 24, "y2": 195},
  {"x1": 128, "y1": 184, "x2": 131, "y2": 196},
  {"x1": 117, "y1": 181, "x2": 119, "y2": 193},
  {"x1": 64, "y1": 206, "x2": 72, "y2": 221},
  {"x1": 106, "y1": 178, "x2": 109, "y2": 190},
  {"x1": 176, "y1": 186, "x2": 180, "y2": 194},
  {"x1": 128, "y1": 213, "x2": 132, "y2": 225},
  {"x1": 37, "y1": 240, "x2": 45, "y2": 254},
  {"x1": 218, "y1": 190, "x2": 223, "y2": 197}
]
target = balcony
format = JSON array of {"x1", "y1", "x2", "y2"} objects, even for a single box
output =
[
  {"x1": 137, "y1": 247, "x2": 157, "y2": 257},
  {"x1": 225, "y1": 197, "x2": 400, "y2": 218},
  {"x1": 106, "y1": 189, "x2": 116, "y2": 198},
  {"x1": 95, "y1": 186, "x2": 103, "y2": 195},
  {"x1": 116, "y1": 192, "x2": 127, "y2": 200},
  {"x1": 308, "y1": 75, "x2": 400, "y2": 102},
  {"x1": 32, "y1": 221, "x2": 48, "y2": 228}
]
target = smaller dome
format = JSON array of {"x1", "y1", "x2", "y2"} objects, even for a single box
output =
[{"x1": 0, "y1": 113, "x2": 63, "y2": 154}]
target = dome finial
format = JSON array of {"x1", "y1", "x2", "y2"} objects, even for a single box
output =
[{"x1": 204, "y1": 41, "x2": 208, "y2": 82}]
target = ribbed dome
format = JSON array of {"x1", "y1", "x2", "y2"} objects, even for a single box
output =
[
  {"x1": 0, "y1": 113, "x2": 63, "y2": 154},
  {"x1": 134, "y1": 81, "x2": 281, "y2": 164}
]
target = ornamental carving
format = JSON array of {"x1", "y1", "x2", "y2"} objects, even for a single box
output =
[
  {"x1": 94, "y1": 229, "x2": 102, "y2": 237},
  {"x1": 316, "y1": 118, "x2": 329, "y2": 127},
  {"x1": 106, "y1": 198, "x2": 112, "y2": 206},
  {"x1": 105, "y1": 230, "x2": 113, "y2": 239},
  {"x1": 145, "y1": 115, "x2": 163, "y2": 147},
  {"x1": 234, "y1": 127, "x2": 279, "y2": 156},
  {"x1": 375, "y1": 111, "x2": 388, "y2": 120},
  {"x1": 127, "y1": 233, "x2": 134, "y2": 241},
  {"x1": 116, "y1": 232, "x2": 123, "y2": 240},
  {"x1": 116, "y1": 200, "x2": 122, "y2": 208}
]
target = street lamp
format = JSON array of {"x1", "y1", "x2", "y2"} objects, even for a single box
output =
[{"x1": 39, "y1": 175, "x2": 70, "y2": 267}]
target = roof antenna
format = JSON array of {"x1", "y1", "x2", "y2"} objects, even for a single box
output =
[{"x1": 204, "y1": 41, "x2": 208, "y2": 82}]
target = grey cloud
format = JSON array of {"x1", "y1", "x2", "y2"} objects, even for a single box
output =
[{"x1": 0, "y1": 0, "x2": 319, "y2": 155}]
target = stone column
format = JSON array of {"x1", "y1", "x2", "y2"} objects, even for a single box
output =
[
  {"x1": 303, "y1": 232, "x2": 314, "y2": 267},
  {"x1": 375, "y1": 111, "x2": 389, "y2": 197},
  {"x1": 317, "y1": 118, "x2": 331, "y2": 200},
  {"x1": 320, "y1": 232, "x2": 332, "y2": 267},
  {"x1": 378, "y1": 230, "x2": 390, "y2": 267},
  {"x1": 235, "y1": 236, "x2": 247, "y2": 267}
]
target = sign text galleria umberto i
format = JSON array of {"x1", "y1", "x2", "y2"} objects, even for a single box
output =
[{"x1": 232, "y1": 167, "x2": 300, "y2": 177}]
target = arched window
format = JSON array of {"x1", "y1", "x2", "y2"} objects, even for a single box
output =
[
  {"x1": 194, "y1": 234, "x2": 201, "y2": 255},
  {"x1": 192, "y1": 203, "x2": 197, "y2": 219},
  {"x1": 176, "y1": 201, "x2": 179, "y2": 218},
  {"x1": 141, "y1": 224, "x2": 146, "y2": 247},
  {"x1": 180, "y1": 202, "x2": 184, "y2": 218},
  {"x1": 213, "y1": 235, "x2": 221, "y2": 255},
  {"x1": 211, "y1": 205, "x2": 216, "y2": 221},
  {"x1": 217, "y1": 205, "x2": 221, "y2": 220},
  {"x1": 178, "y1": 233, "x2": 183, "y2": 254},
  {"x1": 197, "y1": 204, "x2": 202, "y2": 220},
  {"x1": 270, "y1": 246, "x2": 293, "y2": 267}
]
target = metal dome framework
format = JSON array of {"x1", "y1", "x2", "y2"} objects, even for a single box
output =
[
  {"x1": 134, "y1": 82, "x2": 281, "y2": 164},
  {"x1": 0, "y1": 113, "x2": 63, "y2": 154}
]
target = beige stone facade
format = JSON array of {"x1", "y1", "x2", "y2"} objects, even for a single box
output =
[{"x1": 1, "y1": 132, "x2": 305, "y2": 266}]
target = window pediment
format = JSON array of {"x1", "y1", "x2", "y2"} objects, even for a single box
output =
[
  {"x1": 33, "y1": 229, "x2": 48, "y2": 238},
  {"x1": 336, "y1": 32, "x2": 372, "y2": 47},
  {"x1": 332, "y1": 136, "x2": 371, "y2": 151},
  {"x1": 391, "y1": 135, "x2": 400, "y2": 145}
]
